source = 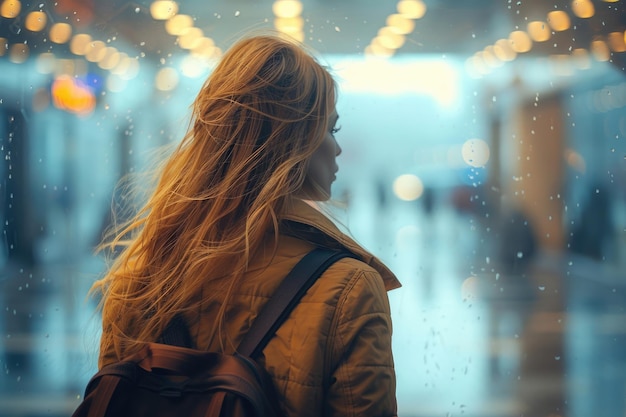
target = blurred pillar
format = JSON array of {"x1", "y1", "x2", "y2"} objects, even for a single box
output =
[
  {"x1": 0, "y1": 107, "x2": 38, "y2": 391},
  {"x1": 510, "y1": 92, "x2": 567, "y2": 417},
  {"x1": 2, "y1": 108, "x2": 36, "y2": 264},
  {"x1": 512, "y1": 93, "x2": 565, "y2": 251}
]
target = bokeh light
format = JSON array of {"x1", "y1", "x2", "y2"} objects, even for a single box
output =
[
  {"x1": 155, "y1": 67, "x2": 179, "y2": 91},
  {"x1": 50, "y1": 23, "x2": 73, "y2": 44},
  {"x1": 25, "y1": 11, "x2": 47, "y2": 32},
  {"x1": 0, "y1": 0, "x2": 21, "y2": 19},
  {"x1": 150, "y1": 0, "x2": 178, "y2": 20},
  {"x1": 462, "y1": 138, "x2": 491, "y2": 167},
  {"x1": 272, "y1": 0, "x2": 303, "y2": 19},
  {"x1": 393, "y1": 174, "x2": 424, "y2": 201}
]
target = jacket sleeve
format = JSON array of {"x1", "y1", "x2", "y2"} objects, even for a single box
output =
[{"x1": 326, "y1": 267, "x2": 398, "y2": 417}]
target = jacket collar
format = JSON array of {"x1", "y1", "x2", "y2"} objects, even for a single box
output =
[{"x1": 281, "y1": 199, "x2": 401, "y2": 291}]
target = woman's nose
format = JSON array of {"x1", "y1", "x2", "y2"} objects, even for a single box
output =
[{"x1": 335, "y1": 139, "x2": 342, "y2": 156}]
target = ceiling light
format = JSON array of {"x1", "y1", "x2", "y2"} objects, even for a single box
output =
[
  {"x1": 85, "y1": 40, "x2": 107, "y2": 62},
  {"x1": 165, "y1": 14, "x2": 193, "y2": 36},
  {"x1": 494, "y1": 38, "x2": 516, "y2": 61},
  {"x1": 571, "y1": 0, "x2": 594, "y2": 19},
  {"x1": 117, "y1": 57, "x2": 140, "y2": 80},
  {"x1": 191, "y1": 38, "x2": 219, "y2": 60},
  {"x1": 397, "y1": 0, "x2": 427, "y2": 19},
  {"x1": 70, "y1": 34, "x2": 93, "y2": 56},
  {"x1": 462, "y1": 138, "x2": 490, "y2": 167},
  {"x1": 155, "y1": 67, "x2": 179, "y2": 91},
  {"x1": 527, "y1": 21, "x2": 551, "y2": 42},
  {"x1": 607, "y1": 32, "x2": 626, "y2": 52},
  {"x1": 393, "y1": 174, "x2": 424, "y2": 201},
  {"x1": 0, "y1": 0, "x2": 21, "y2": 19},
  {"x1": 272, "y1": 0, "x2": 303, "y2": 19},
  {"x1": 98, "y1": 47, "x2": 121, "y2": 70},
  {"x1": 150, "y1": 1, "x2": 178, "y2": 20},
  {"x1": 386, "y1": 14, "x2": 415, "y2": 35},
  {"x1": 110, "y1": 53, "x2": 129, "y2": 74},
  {"x1": 479, "y1": 49, "x2": 501, "y2": 68},
  {"x1": 50, "y1": 23, "x2": 72, "y2": 44},
  {"x1": 9, "y1": 43, "x2": 29, "y2": 63},
  {"x1": 25, "y1": 11, "x2": 47, "y2": 32},
  {"x1": 178, "y1": 27, "x2": 204, "y2": 50},
  {"x1": 365, "y1": 42, "x2": 394, "y2": 58},
  {"x1": 546, "y1": 11, "x2": 570, "y2": 32},
  {"x1": 376, "y1": 27, "x2": 405, "y2": 49},
  {"x1": 509, "y1": 30, "x2": 532, "y2": 53}
]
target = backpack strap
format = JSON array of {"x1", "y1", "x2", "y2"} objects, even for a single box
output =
[{"x1": 237, "y1": 247, "x2": 354, "y2": 358}]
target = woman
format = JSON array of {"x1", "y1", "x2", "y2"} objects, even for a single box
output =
[{"x1": 93, "y1": 33, "x2": 401, "y2": 417}]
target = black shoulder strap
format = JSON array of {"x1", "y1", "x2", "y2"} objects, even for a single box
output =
[{"x1": 237, "y1": 248, "x2": 354, "y2": 358}]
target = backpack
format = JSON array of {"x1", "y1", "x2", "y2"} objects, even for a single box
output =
[{"x1": 72, "y1": 248, "x2": 352, "y2": 417}]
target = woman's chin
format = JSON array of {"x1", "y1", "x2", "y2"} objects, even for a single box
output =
[{"x1": 296, "y1": 183, "x2": 332, "y2": 202}]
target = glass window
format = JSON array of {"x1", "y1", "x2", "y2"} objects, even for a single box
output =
[{"x1": 1, "y1": 1, "x2": 625, "y2": 416}]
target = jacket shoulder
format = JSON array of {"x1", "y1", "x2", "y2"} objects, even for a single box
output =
[{"x1": 303, "y1": 255, "x2": 388, "y2": 309}]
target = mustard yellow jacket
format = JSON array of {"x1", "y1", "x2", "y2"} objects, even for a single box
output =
[{"x1": 99, "y1": 199, "x2": 401, "y2": 417}]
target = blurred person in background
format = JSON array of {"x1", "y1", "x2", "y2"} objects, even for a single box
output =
[{"x1": 569, "y1": 182, "x2": 616, "y2": 262}]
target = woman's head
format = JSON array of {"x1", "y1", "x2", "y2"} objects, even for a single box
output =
[
  {"x1": 188, "y1": 33, "x2": 339, "y2": 204},
  {"x1": 94, "y1": 34, "x2": 341, "y2": 356}
]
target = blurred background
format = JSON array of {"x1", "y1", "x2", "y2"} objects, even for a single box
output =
[{"x1": 1, "y1": 0, "x2": 625, "y2": 416}]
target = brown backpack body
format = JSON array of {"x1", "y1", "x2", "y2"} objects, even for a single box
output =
[
  {"x1": 72, "y1": 248, "x2": 352, "y2": 417},
  {"x1": 72, "y1": 343, "x2": 282, "y2": 417}
]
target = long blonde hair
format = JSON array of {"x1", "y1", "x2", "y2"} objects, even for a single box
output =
[{"x1": 93, "y1": 33, "x2": 336, "y2": 359}]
